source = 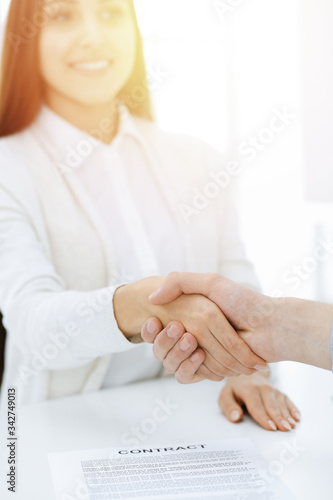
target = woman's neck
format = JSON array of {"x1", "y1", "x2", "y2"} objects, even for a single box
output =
[{"x1": 44, "y1": 90, "x2": 120, "y2": 145}]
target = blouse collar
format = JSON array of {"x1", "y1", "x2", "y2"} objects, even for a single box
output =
[{"x1": 31, "y1": 100, "x2": 145, "y2": 172}]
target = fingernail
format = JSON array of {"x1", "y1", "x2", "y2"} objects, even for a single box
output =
[
  {"x1": 147, "y1": 319, "x2": 157, "y2": 335},
  {"x1": 254, "y1": 364, "x2": 269, "y2": 372},
  {"x1": 268, "y1": 420, "x2": 277, "y2": 431},
  {"x1": 288, "y1": 417, "x2": 296, "y2": 426},
  {"x1": 148, "y1": 289, "x2": 160, "y2": 301},
  {"x1": 179, "y1": 337, "x2": 191, "y2": 351},
  {"x1": 190, "y1": 352, "x2": 200, "y2": 362},
  {"x1": 167, "y1": 325, "x2": 181, "y2": 339},
  {"x1": 230, "y1": 410, "x2": 241, "y2": 422},
  {"x1": 281, "y1": 420, "x2": 292, "y2": 431},
  {"x1": 294, "y1": 412, "x2": 301, "y2": 421}
]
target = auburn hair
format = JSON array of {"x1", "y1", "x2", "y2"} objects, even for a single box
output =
[{"x1": 0, "y1": 0, "x2": 153, "y2": 138}]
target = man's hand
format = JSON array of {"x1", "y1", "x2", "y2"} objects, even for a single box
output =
[
  {"x1": 146, "y1": 293, "x2": 268, "y2": 377},
  {"x1": 148, "y1": 272, "x2": 278, "y2": 362},
  {"x1": 148, "y1": 272, "x2": 333, "y2": 370},
  {"x1": 141, "y1": 317, "x2": 268, "y2": 383},
  {"x1": 115, "y1": 275, "x2": 267, "y2": 377}
]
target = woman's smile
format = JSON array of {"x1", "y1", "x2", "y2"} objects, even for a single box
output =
[{"x1": 69, "y1": 58, "x2": 114, "y2": 77}]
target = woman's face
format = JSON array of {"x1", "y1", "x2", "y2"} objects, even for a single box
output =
[{"x1": 39, "y1": 0, "x2": 137, "y2": 106}]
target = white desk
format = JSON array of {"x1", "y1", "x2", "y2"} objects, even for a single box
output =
[{"x1": 0, "y1": 362, "x2": 332, "y2": 500}]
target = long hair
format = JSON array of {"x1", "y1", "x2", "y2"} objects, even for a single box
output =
[{"x1": 0, "y1": 0, "x2": 153, "y2": 138}]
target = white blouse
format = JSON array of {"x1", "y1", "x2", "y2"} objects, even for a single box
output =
[
  {"x1": 37, "y1": 104, "x2": 188, "y2": 388},
  {"x1": 0, "y1": 101, "x2": 260, "y2": 404}
]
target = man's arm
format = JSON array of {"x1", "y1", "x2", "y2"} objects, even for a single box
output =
[{"x1": 148, "y1": 272, "x2": 333, "y2": 371}]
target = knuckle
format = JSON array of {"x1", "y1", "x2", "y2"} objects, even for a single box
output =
[
  {"x1": 280, "y1": 393, "x2": 288, "y2": 403},
  {"x1": 196, "y1": 365, "x2": 208, "y2": 378},
  {"x1": 198, "y1": 363, "x2": 225, "y2": 382},
  {"x1": 260, "y1": 383, "x2": 273, "y2": 393},
  {"x1": 269, "y1": 408, "x2": 282, "y2": 419},
  {"x1": 163, "y1": 359, "x2": 175, "y2": 374},
  {"x1": 210, "y1": 273, "x2": 221, "y2": 285},
  {"x1": 202, "y1": 303, "x2": 215, "y2": 320},
  {"x1": 163, "y1": 365, "x2": 175, "y2": 375},
  {"x1": 232, "y1": 345, "x2": 259, "y2": 367},
  {"x1": 213, "y1": 365, "x2": 230, "y2": 378},
  {"x1": 189, "y1": 327, "x2": 202, "y2": 343},
  {"x1": 220, "y1": 357, "x2": 239, "y2": 372},
  {"x1": 167, "y1": 271, "x2": 179, "y2": 282},
  {"x1": 225, "y1": 342, "x2": 254, "y2": 367},
  {"x1": 200, "y1": 310, "x2": 210, "y2": 323},
  {"x1": 152, "y1": 345, "x2": 164, "y2": 362},
  {"x1": 223, "y1": 336, "x2": 237, "y2": 353},
  {"x1": 263, "y1": 402, "x2": 277, "y2": 415},
  {"x1": 246, "y1": 385, "x2": 259, "y2": 397}
]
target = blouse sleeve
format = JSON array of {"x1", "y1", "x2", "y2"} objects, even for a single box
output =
[{"x1": 0, "y1": 183, "x2": 137, "y2": 371}]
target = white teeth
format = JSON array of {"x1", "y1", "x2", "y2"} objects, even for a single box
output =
[{"x1": 73, "y1": 60, "x2": 109, "y2": 70}]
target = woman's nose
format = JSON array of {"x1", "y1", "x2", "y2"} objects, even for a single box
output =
[{"x1": 78, "y1": 15, "x2": 105, "y2": 48}]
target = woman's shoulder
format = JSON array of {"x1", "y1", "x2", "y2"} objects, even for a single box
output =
[
  {"x1": 0, "y1": 128, "x2": 35, "y2": 169},
  {"x1": 0, "y1": 130, "x2": 39, "y2": 199}
]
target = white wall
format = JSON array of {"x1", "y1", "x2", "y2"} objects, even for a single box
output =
[
  {"x1": 0, "y1": 0, "x2": 9, "y2": 22},
  {"x1": 301, "y1": 0, "x2": 333, "y2": 204},
  {"x1": 136, "y1": 0, "x2": 316, "y2": 300},
  {"x1": 138, "y1": 0, "x2": 333, "y2": 302}
]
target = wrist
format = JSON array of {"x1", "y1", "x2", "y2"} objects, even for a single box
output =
[
  {"x1": 273, "y1": 297, "x2": 333, "y2": 369},
  {"x1": 113, "y1": 276, "x2": 164, "y2": 338}
]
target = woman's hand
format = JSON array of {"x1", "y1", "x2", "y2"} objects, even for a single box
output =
[
  {"x1": 115, "y1": 277, "x2": 268, "y2": 379},
  {"x1": 218, "y1": 372, "x2": 301, "y2": 431},
  {"x1": 141, "y1": 316, "x2": 266, "y2": 382},
  {"x1": 141, "y1": 317, "x2": 209, "y2": 383},
  {"x1": 142, "y1": 319, "x2": 301, "y2": 431}
]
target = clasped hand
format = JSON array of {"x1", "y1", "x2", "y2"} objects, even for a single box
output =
[
  {"x1": 140, "y1": 285, "x2": 268, "y2": 382},
  {"x1": 139, "y1": 272, "x2": 300, "y2": 432}
]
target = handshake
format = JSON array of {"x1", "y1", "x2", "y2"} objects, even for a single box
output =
[{"x1": 136, "y1": 272, "x2": 333, "y2": 382}]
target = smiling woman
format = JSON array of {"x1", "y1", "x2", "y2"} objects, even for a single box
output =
[
  {"x1": 0, "y1": 0, "x2": 300, "y2": 436},
  {"x1": 39, "y1": 0, "x2": 139, "y2": 138},
  {"x1": 0, "y1": 0, "x2": 153, "y2": 137}
]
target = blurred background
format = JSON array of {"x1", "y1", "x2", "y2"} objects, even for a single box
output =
[{"x1": 1, "y1": 0, "x2": 333, "y2": 303}]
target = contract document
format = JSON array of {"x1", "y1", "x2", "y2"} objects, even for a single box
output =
[{"x1": 48, "y1": 438, "x2": 294, "y2": 499}]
